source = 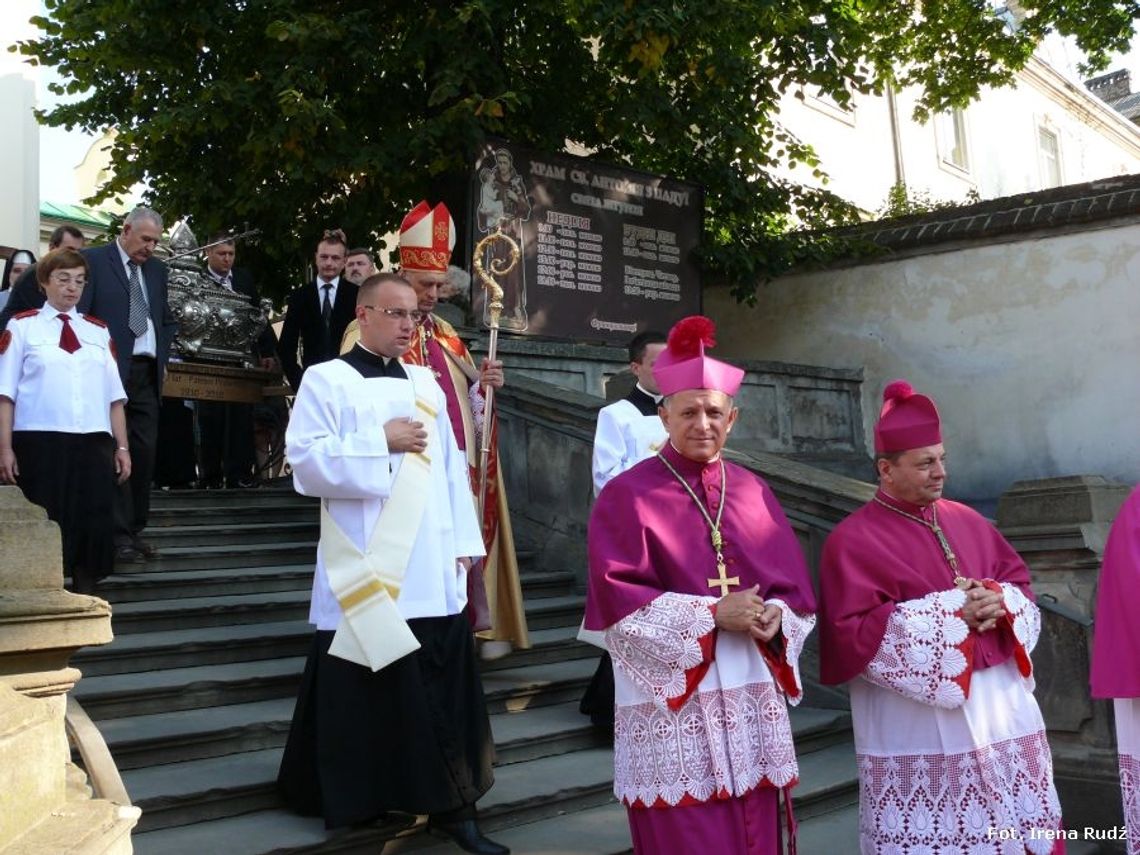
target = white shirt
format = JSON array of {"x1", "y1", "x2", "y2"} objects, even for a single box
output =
[
  {"x1": 0, "y1": 305, "x2": 127, "y2": 434},
  {"x1": 316, "y1": 276, "x2": 340, "y2": 309},
  {"x1": 592, "y1": 385, "x2": 667, "y2": 495},
  {"x1": 286, "y1": 359, "x2": 485, "y2": 629},
  {"x1": 115, "y1": 243, "x2": 157, "y2": 357}
]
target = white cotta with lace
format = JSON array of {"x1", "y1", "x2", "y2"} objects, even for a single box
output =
[
  {"x1": 605, "y1": 591, "x2": 816, "y2": 808},
  {"x1": 851, "y1": 584, "x2": 1062, "y2": 854}
]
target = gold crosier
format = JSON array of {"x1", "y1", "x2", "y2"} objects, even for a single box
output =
[
  {"x1": 655, "y1": 453, "x2": 738, "y2": 596},
  {"x1": 472, "y1": 223, "x2": 520, "y2": 519},
  {"x1": 872, "y1": 497, "x2": 970, "y2": 589}
]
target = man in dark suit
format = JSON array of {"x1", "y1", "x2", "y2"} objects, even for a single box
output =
[
  {"x1": 0, "y1": 225, "x2": 86, "y2": 330},
  {"x1": 196, "y1": 232, "x2": 278, "y2": 487},
  {"x1": 277, "y1": 230, "x2": 357, "y2": 390},
  {"x1": 78, "y1": 207, "x2": 178, "y2": 562}
]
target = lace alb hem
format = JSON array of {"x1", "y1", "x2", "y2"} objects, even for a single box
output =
[
  {"x1": 614, "y1": 679, "x2": 797, "y2": 807},
  {"x1": 858, "y1": 728, "x2": 1063, "y2": 854}
]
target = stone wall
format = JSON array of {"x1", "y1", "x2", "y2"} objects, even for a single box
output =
[
  {"x1": 706, "y1": 210, "x2": 1140, "y2": 501},
  {"x1": 480, "y1": 335, "x2": 869, "y2": 477}
]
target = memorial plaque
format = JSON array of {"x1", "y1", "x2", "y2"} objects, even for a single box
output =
[{"x1": 466, "y1": 140, "x2": 703, "y2": 344}]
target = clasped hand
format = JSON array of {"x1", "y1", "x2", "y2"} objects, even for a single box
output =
[
  {"x1": 384, "y1": 418, "x2": 427, "y2": 454},
  {"x1": 715, "y1": 584, "x2": 782, "y2": 643},
  {"x1": 960, "y1": 579, "x2": 1005, "y2": 633}
]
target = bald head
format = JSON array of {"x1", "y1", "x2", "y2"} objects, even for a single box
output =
[{"x1": 356, "y1": 273, "x2": 420, "y2": 358}]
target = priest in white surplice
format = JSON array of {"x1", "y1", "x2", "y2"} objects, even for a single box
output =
[
  {"x1": 277, "y1": 273, "x2": 508, "y2": 855},
  {"x1": 819, "y1": 380, "x2": 1064, "y2": 854}
]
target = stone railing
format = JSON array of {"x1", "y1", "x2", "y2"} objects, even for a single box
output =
[
  {"x1": 0, "y1": 487, "x2": 139, "y2": 854},
  {"x1": 995, "y1": 475, "x2": 1132, "y2": 836},
  {"x1": 472, "y1": 334, "x2": 869, "y2": 477}
]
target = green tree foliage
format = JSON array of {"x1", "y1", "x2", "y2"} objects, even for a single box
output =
[
  {"x1": 877, "y1": 183, "x2": 983, "y2": 219},
  {"x1": 15, "y1": 0, "x2": 1138, "y2": 302}
]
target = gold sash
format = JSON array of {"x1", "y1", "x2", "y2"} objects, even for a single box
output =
[{"x1": 323, "y1": 378, "x2": 439, "y2": 671}]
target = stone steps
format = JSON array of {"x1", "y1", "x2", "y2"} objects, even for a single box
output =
[
  {"x1": 141, "y1": 519, "x2": 319, "y2": 547},
  {"x1": 148, "y1": 486, "x2": 313, "y2": 509},
  {"x1": 145, "y1": 540, "x2": 320, "y2": 572},
  {"x1": 74, "y1": 619, "x2": 315, "y2": 676},
  {"x1": 76, "y1": 482, "x2": 866, "y2": 853},
  {"x1": 98, "y1": 564, "x2": 315, "y2": 602},
  {"x1": 73, "y1": 656, "x2": 306, "y2": 719}
]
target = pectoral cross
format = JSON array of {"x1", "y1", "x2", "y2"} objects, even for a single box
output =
[
  {"x1": 931, "y1": 523, "x2": 970, "y2": 589},
  {"x1": 707, "y1": 560, "x2": 740, "y2": 596}
]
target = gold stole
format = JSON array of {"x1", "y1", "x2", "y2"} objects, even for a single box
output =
[{"x1": 322, "y1": 378, "x2": 439, "y2": 672}]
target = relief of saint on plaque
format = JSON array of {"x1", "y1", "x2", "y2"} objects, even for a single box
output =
[{"x1": 476, "y1": 148, "x2": 532, "y2": 332}]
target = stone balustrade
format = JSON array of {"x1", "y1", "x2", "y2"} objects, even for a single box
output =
[{"x1": 0, "y1": 486, "x2": 138, "y2": 855}]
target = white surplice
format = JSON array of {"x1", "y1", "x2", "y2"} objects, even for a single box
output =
[
  {"x1": 285, "y1": 360, "x2": 485, "y2": 630},
  {"x1": 592, "y1": 395, "x2": 667, "y2": 497},
  {"x1": 605, "y1": 592, "x2": 815, "y2": 808}
]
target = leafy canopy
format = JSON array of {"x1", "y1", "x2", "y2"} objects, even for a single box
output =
[{"x1": 15, "y1": 0, "x2": 1138, "y2": 302}]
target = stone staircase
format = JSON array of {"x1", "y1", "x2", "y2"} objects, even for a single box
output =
[{"x1": 70, "y1": 485, "x2": 864, "y2": 853}]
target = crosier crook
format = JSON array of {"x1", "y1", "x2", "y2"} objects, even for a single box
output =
[{"x1": 472, "y1": 223, "x2": 520, "y2": 518}]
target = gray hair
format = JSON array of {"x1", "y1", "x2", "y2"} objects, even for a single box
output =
[
  {"x1": 124, "y1": 206, "x2": 163, "y2": 231},
  {"x1": 445, "y1": 265, "x2": 471, "y2": 298}
]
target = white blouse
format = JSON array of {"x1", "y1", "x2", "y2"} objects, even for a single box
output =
[{"x1": 0, "y1": 305, "x2": 126, "y2": 434}]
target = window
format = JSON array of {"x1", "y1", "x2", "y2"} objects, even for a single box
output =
[
  {"x1": 1038, "y1": 127, "x2": 1062, "y2": 188},
  {"x1": 936, "y1": 109, "x2": 970, "y2": 172},
  {"x1": 802, "y1": 86, "x2": 856, "y2": 126}
]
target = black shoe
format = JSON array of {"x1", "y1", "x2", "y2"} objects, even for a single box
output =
[
  {"x1": 427, "y1": 818, "x2": 509, "y2": 855},
  {"x1": 116, "y1": 544, "x2": 148, "y2": 565},
  {"x1": 132, "y1": 538, "x2": 159, "y2": 559}
]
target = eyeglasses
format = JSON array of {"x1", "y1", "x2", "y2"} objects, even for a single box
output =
[
  {"x1": 48, "y1": 272, "x2": 87, "y2": 287},
  {"x1": 362, "y1": 306, "x2": 424, "y2": 322}
]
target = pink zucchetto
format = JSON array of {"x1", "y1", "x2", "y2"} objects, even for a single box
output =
[
  {"x1": 652, "y1": 316, "x2": 745, "y2": 398},
  {"x1": 874, "y1": 379, "x2": 942, "y2": 453}
]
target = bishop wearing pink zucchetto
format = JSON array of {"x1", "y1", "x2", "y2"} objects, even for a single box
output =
[
  {"x1": 819, "y1": 379, "x2": 1066, "y2": 854},
  {"x1": 584, "y1": 315, "x2": 817, "y2": 854}
]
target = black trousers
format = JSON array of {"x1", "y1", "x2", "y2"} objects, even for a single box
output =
[
  {"x1": 154, "y1": 398, "x2": 196, "y2": 488},
  {"x1": 197, "y1": 401, "x2": 255, "y2": 486},
  {"x1": 116, "y1": 356, "x2": 160, "y2": 541},
  {"x1": 278, "y1": 614, "x2": 495, "y2": 829}
]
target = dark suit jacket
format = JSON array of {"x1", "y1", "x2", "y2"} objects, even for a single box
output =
[
  {"x1": 0, "y1": 265, "x2": 45, "y2": 330},
  {"x1": 277, "y1": 278, "x2": 358, "y2": 390},
  {"x1": 78, "y1": 242, "x2": 178, "y2": 394},
  {"x1": 211, "y1": 267, "x2": 277, "y2": 360}
]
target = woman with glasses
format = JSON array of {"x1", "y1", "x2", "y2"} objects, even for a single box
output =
[{"x1": 0, "y1": 248, "x2": 131, "y2": 593}]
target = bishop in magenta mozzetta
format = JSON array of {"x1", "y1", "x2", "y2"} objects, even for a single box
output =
[{"x1": 584, "y1": 315, "x2": 816, "y2": 855}]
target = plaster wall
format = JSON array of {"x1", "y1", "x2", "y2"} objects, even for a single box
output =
[
  {"x1": 0, "y1": 3, "x2": 40, "y2": 254},
  {"x1": 708, "y1": 222, "x2": 1140, "y2": 500},
  {"x1": 776, "y1": 58, "x2": 1140, "y2": 214}
]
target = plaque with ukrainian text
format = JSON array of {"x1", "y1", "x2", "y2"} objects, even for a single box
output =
[{"x1": 465, "y1": 140, "x2": 703, "y2": 345}]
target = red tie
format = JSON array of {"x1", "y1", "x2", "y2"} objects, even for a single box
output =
[{"x1": 58, "y1": 314, "x2": 81, "y2": 354}]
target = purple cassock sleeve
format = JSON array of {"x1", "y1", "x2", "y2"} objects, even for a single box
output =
[
  {"x1": 584, "y1": 452, "x2": 815, "y2": 632},
  {"x1": 1091, "y1": 485, "x2": 1140, "y2": 699}
]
